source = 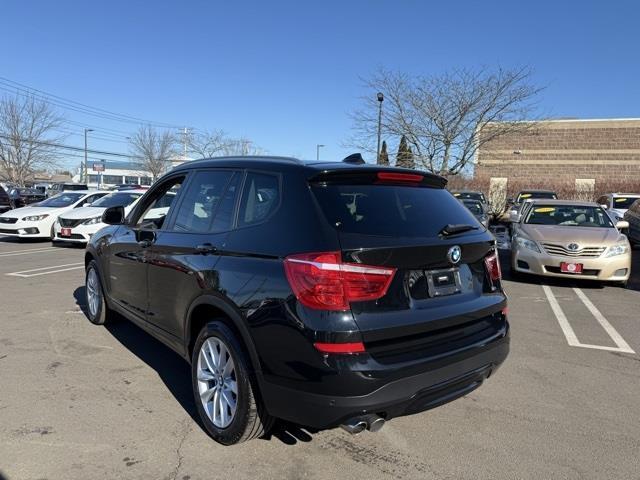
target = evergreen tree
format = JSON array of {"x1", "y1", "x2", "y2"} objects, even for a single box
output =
[
  {"x1": 378, "y1": 140, "x2": 389, "y2": 165},
  {"x1": 396, "y1": 135, "x2": 415, "y2": 169}
]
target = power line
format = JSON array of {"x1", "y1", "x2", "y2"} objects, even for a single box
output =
[
  {"x1": 0, "y1": 134, "x2": 141, "y2": 159},
  {"x1": 0, "y1": 77, "x2": 187, "y2": 130}
]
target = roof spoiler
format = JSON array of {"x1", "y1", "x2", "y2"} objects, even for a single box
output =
[{"x1": 342, "y1": 153, "x2": 366, "y2": 165}]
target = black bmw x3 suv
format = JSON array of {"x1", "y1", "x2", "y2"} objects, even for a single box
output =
[{"x1": 84, "y1": 155, "x2": 509, "y2": 445}]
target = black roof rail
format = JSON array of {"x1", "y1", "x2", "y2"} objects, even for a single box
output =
[{"x1": 342, "y1": 153, "x2": 366, "y2": 165}]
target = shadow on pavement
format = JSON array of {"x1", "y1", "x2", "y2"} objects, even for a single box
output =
[{"x1": 72, "y1": 286, "x2": 322, "y2": 445}]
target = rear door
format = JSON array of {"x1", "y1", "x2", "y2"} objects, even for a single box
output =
[
  {"x1": 310, "y1": 173, "x2": 503, "y2": 346},
  {"x1": 146, "y1": 169, "x2": 241, "y2": 338}
]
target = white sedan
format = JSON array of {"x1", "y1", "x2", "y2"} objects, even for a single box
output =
[
  {"x1": 53, "y1": 190, "x2": 146, "y2": 243},
  {"x1": 0, "y1": 190, "x2": 109, "y2": 239}
]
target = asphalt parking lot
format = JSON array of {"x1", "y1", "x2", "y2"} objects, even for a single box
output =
[{"x1": 1, "y1": 236, "x2": 639, "y2": 480}]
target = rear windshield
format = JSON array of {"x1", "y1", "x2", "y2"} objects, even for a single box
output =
[
  {"x1": 612, "y1": 196, "x2": 640, "y2": 209},
  {"x1": 312, "y1": 185, "x2": 478, "y2": 237},
  {"x1": 463, "y1": 200, "x2": 484, "y2": 215},
  {"x1": 517, "y1": 191, "x2": 557, "y2": 203}
]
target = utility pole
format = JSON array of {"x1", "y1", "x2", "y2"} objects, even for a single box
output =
[
  {"x1": 376, "y1": 92, "x2": 384, "y2": 164},
  {"x1": 84, "y1": 128, "x2": 94, "y2": 184},
  {"x1": 181, "y1": 127, "x2": 192, "y2": 161},
  {"x1": 316, "y1": 144, "x2": 325, "y2": 161}
]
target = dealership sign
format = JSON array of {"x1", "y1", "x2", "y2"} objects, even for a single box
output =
[{"x1": 92, "y1": 162, "x2": 106, "y2": 172}]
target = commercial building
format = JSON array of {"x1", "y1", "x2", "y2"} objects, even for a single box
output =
[
  {"x1": 73, "y1": 161, "x2": 153, "y2": 188},
  {"x1": 475, "y1": 118, "x2": 640, "y2": 194}
]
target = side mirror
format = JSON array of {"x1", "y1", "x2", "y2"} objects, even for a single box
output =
[
  {"x1": 600, "y1": 204, "x2": 608, "y2": 210},
  {"x1": 84, "y1": 203, "x2": 92, "y2": 207},
  {"x1": 102, "y1": 206, "x2": 125, "y2": 225},
  {"x1": 616, "y1": 220, "x2": 629, "y2": 230}
]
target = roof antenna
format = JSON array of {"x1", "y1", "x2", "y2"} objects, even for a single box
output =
[{"x1": 342, "y1": 153, "x2": 365, "y2": 165}]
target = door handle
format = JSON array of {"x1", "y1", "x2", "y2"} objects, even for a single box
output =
[
  {"x1": 138, "y1": 239, "x2": 153, "y2": 248},
  {"x1": 195, "y1": 243, "x2": 217, "y2": 254}
]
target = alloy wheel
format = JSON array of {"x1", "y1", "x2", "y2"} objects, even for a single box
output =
[{"x1": 86, "y1": 268, "x2": 101, "y2": 319}]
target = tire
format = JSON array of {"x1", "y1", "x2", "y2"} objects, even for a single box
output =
[
  {"x1": 191, "y1": 321, "x2": 273, "y2": 445},
  {"x1": 85, "y1": 260, "x2": 112, "y2": 325}
]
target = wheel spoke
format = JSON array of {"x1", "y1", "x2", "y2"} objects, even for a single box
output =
[
  {"x1": 200, "y1": 386, "x2": 215, "y2": 403},
  {"x1": 224, "y1": 379, "x2": 237, "y2": 394},
  {"x1": 221, "y1": 389, "x2": 236, "y2": 411},
  {"x1": 197, "y1": 369, "x2": 215, "y2": 382},
  {"x1": 219, "y1": 392, "x2": 227, "y2": 426},
  {"x1": 212, "y1": 388, "x2": 220, "y2": 424},
  {"x1": 201, "y1": 343, "x2": 216, "y2": 373},
  {"x1": 207, "y1": 341, "x2": 219, "y2": 369}
]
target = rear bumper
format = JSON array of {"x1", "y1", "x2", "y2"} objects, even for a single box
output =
[{"x1": 261, "y1": 321, "x2": 509, "y2": 429}]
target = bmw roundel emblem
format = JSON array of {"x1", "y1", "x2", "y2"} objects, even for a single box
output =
[{"x1": 447, "y1": 245, "x2": 462, "y2": 265}]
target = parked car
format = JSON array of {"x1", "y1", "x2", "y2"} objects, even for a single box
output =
[
  {"x1": 53, "y1": 189, "x2": 147, "y2": 243},
  {"x1": 46, "y1": 183, "x2": 88, "y2": 197},
  {"x1": 511, "y1": 199, "x2": 630, "y2": 286},
  {"x1": 596, "y1": 193, "x2": 640, "y2": 223},
  {"x1": 111, "y1": 184, "x2": 149, "y2": 191},
  {"x1": 623, "y1": 199, "x2": 640, "y2": 247},
  {"x1": 84, "y1": 155, "x2": 509, "y2": 445},
  {"x1": 7, "y1": 187, "x2": 46, "y2": 208},
  {"x1": 505, "y1": 190, "x2": 558, "y2": 226},
  {"x1": 451, "y1": 190, "x2": 487, "y2": 205},
  {"x1": 0, "y1": 185, "x2": 12, "y2": 213},
  {"x1": 461, "y1": 199, "x2": 489, "y2": 227},
  {"x1": 0, "y1": 190, "x2": 109, "y2": 239}
]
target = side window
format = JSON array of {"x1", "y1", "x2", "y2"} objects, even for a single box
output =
[
  {"x1": 77, "y1": 193, "x2": 105, "y2": 208},
  {"x1": 135, "y1": 176, "x2": 185, "y2": 229},
  {"x1": 172, "y1": 171, "x2": 235, "y2": 233},
  {"x1": 238, "y1": 172, "x2": 280, "y2": 227}
]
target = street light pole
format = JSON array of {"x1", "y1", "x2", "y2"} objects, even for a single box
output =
[
  {"x1": 376, "y1": 92, "x2": 384, "y2": 164},
  {"x1": 316, "y1": 144, "x2": 325, "y2": 161},
  {"x1": 84, "y1": 128, "x2": 94, "y2": 185}
]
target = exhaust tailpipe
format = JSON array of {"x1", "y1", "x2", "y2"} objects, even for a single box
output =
[
  {"x1": 340, "y1": 418, "x2": 367, "y2": 435},
  {"x1": 340, "y1": 414, "x2": 385, "y2": 434}
]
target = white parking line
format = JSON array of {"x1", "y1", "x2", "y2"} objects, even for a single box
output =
[
  {"x1": 6, "y1": 262, "x2": 84, "y2": 278},
  {"x1": 542, "y1": 285, "x2": 635, "y2": 354},
  {"x1": 0, "y1": 247, "x2": 58, "y2": 257}
]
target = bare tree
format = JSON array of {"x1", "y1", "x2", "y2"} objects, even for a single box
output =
[
  {"x1": 222, "y1": 136, "x2": 263, "y2": 156},
  {"x1": 349, "y1": 67, "x2": 543, "y2": 175},
  {"x1": 129, "y1": 125, "x2": 176, "y2": 180},
  {"x1": 0, "y1": 95, "x2": 65, "y2": 184},
  {"x1": 188, "y1": 129, "x2": 230, "y2": 159}
]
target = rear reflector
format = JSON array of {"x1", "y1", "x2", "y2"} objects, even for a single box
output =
[
  {"x1": 484, "y1": 251, "x2": 502, "y2": 282},
  {"x1": 313, "y1": 342, "x2": 366, "y2": 354},
  {"x1": 283, "y1": 251, "x2": 396, "y2": 310},
  {"x1": 376, "y1": 172, "x2": 424, "y2": 183}
]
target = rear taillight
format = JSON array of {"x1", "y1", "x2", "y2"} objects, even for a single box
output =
[
  {"x1": 283, "y1": 251, "x2": 396, "y2": 311},
  {"x1": 484, "y1": 250, "x2": 502, "y2": 283}
]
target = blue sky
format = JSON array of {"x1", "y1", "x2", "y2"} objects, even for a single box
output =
[{"x1": 2, "y1": 0, "x2": 639, "y2": 169}]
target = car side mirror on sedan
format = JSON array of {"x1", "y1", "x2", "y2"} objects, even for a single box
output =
[
  {"x1": 102, "y1": 205, "x2": 125, "y2": 225},
  {"x1": 616, "y1": 220, "x2": 629, "y2": 230},
  {"x1": 600, "y1": 204, "x2": 608, "y2": 209}
]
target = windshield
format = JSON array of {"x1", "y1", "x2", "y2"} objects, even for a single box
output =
[
  {"x1": 92, "y1": 192, "x2": 143, "y2": 208},
  {"x1": 612, "y1": 196, "x2": 640, "y2": 209},
  {"x1": 517, "y1": 191, "x2": 557, "y2": 203},
  {"x1": 453, "y1": 192, "x2": 485, "y2": 203},
  {"x1": 463, "y1": 200, "x2": 484, "y2": 215},
  {"x1": 524, "y1": 205, "x2": 614, "y2": 228},
  {"x1": 37, "y1": 192, "x2": 85, "y2": 208},
  {"x1": 312, "y1": 184, "x2": 478, "y2": 237}
]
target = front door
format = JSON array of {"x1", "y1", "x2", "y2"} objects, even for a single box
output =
[{"x1": 107, "y1": 175, "x2": 186, "y2": 320}]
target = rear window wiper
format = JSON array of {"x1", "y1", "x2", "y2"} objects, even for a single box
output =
[{"x1": 439, "y1": 223, "x2": 479, "y2": 236}]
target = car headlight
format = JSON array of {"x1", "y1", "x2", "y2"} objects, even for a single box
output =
[
  {"x1": 515, "y1": 236, "x2": 540, "y2": 253},
  {"x1": 22, "y1": 214, "x2": 49, "y2": 221},
  {"x1": 82, "y1": 216, "x2": 102, "y2": 225},
  {"x1": 605, "y1": 243, "x2": 629, "y2": 257}
]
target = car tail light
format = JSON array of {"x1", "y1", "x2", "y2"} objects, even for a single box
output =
[
  {"x1": 376, "y1": 172, "x2": 424, "y2": 183},
  {"x1": 313, "y1": 342, "x2": 366, "y2": 354},
  {"x1": 484, "y1": 250, "x2": 502, "y2": 283},
  {"x1": 283, "y1": 251, "x2": 396, "y2": 311}
]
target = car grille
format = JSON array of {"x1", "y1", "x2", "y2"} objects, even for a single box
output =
[
  {"x1": 58, "y1": 218, "x2": 84, "y2": 228},
  {"x1": 541, "y1": 243, "x2": 605, "y2": 258},
  {"x1": 0, "y1": 217, "x2": 18, "y2": 224}
]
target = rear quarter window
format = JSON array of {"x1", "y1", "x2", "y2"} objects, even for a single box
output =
[
  {"x1": 312, "y1": 185, "x2": 479, "y2": 237},
  {"x1": 238, "y1": 172, "x2": 280, "y2": 227}
]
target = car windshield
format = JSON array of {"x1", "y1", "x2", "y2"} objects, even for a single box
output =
[
  {"x1": 453, "y1": 192, "x2": 485, "y2": 203},
  {"x1": 37, "y1": 192, "x2": 85, "y2": 208},
  {"x1": 524, "y1": 205, "x2": 614, "y2": 228},
  {"x1": 517, "y1": 192, "x2": 557, "y2": 203},
  {"x1": 91, "y1": 192, "x2": 143, "y2": 208},
  {"x1": 463, "y1": 200, "x2": 484, "y2": 215},
  {"x1": 612, "y1": 196, "x2": 640, "y2": 209}
]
